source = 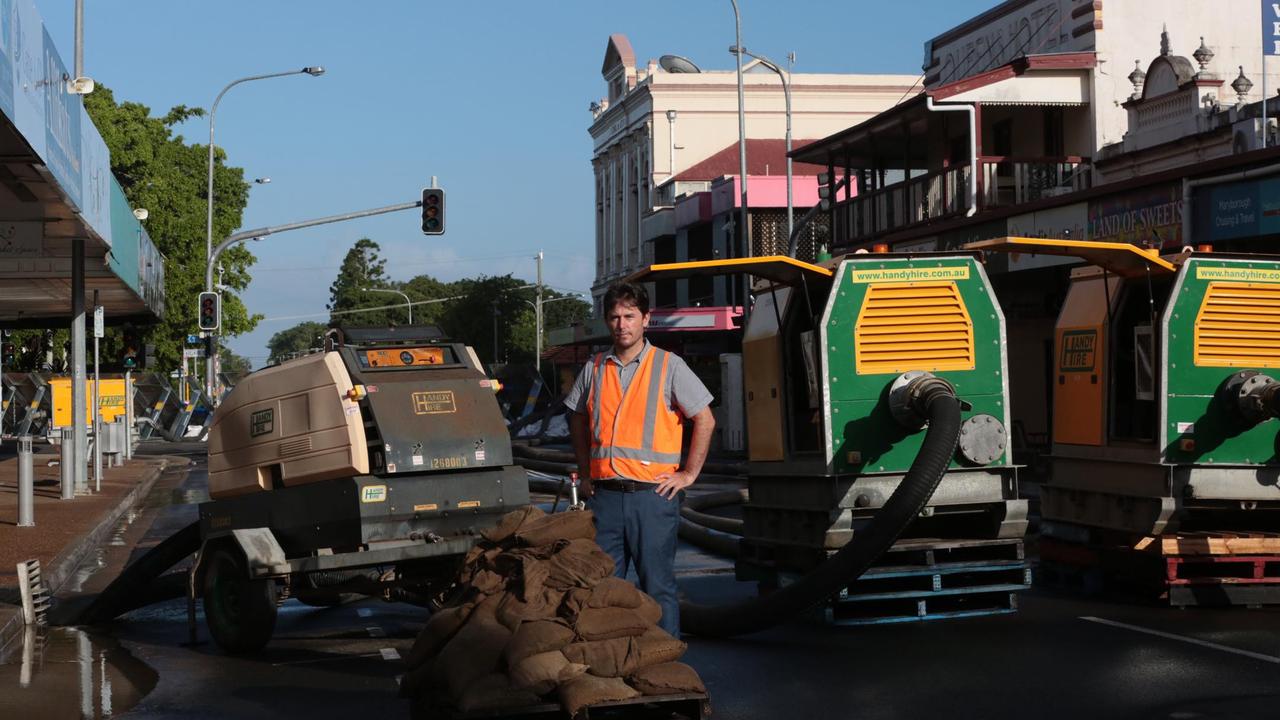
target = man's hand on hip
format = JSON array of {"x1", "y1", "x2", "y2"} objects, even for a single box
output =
[
  {"x1": 654, "y1": 470, "x2": 695, "y2": 500},
  {"x1": 579, "y1": 477, "x2": 594, "y2": 499}
]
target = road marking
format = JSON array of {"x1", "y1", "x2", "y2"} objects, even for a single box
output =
[
  {"x1": 380, "y1": 648, "x2": 400, "y2": 661},
  {"x1": 366, "y1": 626, "x2": 386, "y2": 638},
  {"x1": 1080, "y1": 616, "x2": 1280, "y2": 664},
  {"x1": 357, "y1": 608, "x2": 373, "y2": 618}
]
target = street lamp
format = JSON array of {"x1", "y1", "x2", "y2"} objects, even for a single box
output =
[
  {"x1": 362, "y1": 287, "x2": 413, "y2": 325},
  {"x1": 730, "y1": 46, "x2": 792, "y2": 243},
  {"x1": 205, "y1": 65, "x2": 324, "y2": 402},
  {"x1": 729, "y1": 0, "x2": 749, "y2": 262},
  {"x1": 524, "y1": 294, "x2": 587, "y2": 375},
  {"x1": 253, "y1": 177, "x2": 272, "y2": 185}
]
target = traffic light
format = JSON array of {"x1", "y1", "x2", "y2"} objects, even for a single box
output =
[
  {"x1": 421, "y1": 188, "x2": 445, "y2": 235},
  {"x1": 121, "y1": 327, "x2": 140, "y2": 370},
  {"x1": 1, "y1": 341, "x2": 13, "y2": 365},
  {"x1": 198, "y1": 292, "x2": 221, "y2": 332}
]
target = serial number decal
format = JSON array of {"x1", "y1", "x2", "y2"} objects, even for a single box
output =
[
  {"x1": 431, "y1": 455, "x2": 468, "y2": 470},
  {"x1": 1195, "y1": 266, "x2": 1280, "y2": 282},
  {"x1": 1060, "y1": 329, "x2": 1097, "y2": 372},
  {"x1": 250, "y1": 408, "x2": 275, "y2": 437},
  {"x1": 209, "y1": 516, "x2": 232, "y2": 529},
  {"x1": 361, "y1": 485, "x2": 388, "y2": 503},
  {"x1": 413, "y1": 503, "x2": 439, "y2": 512},
  {"x1": 457, "y1": 500, "x2": 481, "y2": 509},
  {"x1": 849, "y1": 266, "x2": 969, "y2": 283},
  {"x1": 412, "y1": 390, "x2": 457, "y2": 415}
]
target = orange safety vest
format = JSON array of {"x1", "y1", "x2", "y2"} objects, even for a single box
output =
[{"x1": 587, "y1": 345, "x2": 684, "y2": 482}]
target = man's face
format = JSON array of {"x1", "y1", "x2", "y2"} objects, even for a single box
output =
[{"x1": 606, "y1": 300, "x2": 648, "y2": 352}]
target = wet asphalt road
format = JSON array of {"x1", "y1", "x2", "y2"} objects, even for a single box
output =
[{"x1": 10, "y1": 441, "x2": 1280, "y2": 719}]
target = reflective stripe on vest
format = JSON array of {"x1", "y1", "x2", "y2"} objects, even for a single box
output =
[{"x1": 587, "y1": 345, "x2": 683, "y2": 482}]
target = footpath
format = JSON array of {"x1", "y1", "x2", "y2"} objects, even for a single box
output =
[{"x1": 0, "y1": 444, "x2": 187, "y2": 652}]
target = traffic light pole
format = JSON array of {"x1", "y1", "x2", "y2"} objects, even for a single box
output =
[{"x1": 204, "y1": 197, "x2": 427, "y2": 403}]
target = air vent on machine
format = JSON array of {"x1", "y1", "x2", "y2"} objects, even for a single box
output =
[
  {"x1": 854, "y1": 281, "x2": 975, "y2": 374},
  {"x1": 1194, "y1": 281, "x2": 1280, "y2": 368}
]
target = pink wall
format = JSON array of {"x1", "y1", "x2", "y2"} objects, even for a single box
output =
[{"x1": 710, "y1": 175, "x2": 829, "y2": 215}]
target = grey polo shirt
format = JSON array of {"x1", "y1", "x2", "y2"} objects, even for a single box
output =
[{"x1": 563, "y1": 340, "x2": 713, "y2": 420}]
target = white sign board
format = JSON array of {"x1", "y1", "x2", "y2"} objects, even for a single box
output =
[
  {"x1": 182, "y1": 348, "x2": 205, "y2": 359},
  {"x1": 93, "y1": 306, "x2": 104, "y2": 338}
]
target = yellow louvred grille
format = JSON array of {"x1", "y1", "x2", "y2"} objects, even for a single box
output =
[
  {"x1": 1194, "y1": 281, "x2": 1280, "y2": 368},
  {"x1": 855, "y1": 281, "x2": 975, "y2": 374}
]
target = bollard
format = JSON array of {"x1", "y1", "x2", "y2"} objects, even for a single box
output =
[
  {"x1": 60, "y1": 427, "x2": 74, "y2": 500},
  {"x1": 17, "y1": 435, "x2": 33, "y2": 526}
]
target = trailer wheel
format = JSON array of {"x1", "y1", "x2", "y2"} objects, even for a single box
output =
[{"x1": 203, "y1": 547, "x2": 278, "y2": 654}]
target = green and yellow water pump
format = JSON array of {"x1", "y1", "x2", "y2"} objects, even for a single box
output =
[
  {"x1": 631, "y1": 251, "x2": 1026, "y2": 581},
  {"x1": 971, "y1": 238, "x2": 1280, "y2": 535}
]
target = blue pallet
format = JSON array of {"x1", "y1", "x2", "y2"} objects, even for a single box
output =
[{"x1": 824, "y1": 596, "x2": 1020, "y2": 626}]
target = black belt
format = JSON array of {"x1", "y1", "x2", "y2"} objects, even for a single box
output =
[{"x1": 593, "y1": 478, "x2": 657, "y2": 493}]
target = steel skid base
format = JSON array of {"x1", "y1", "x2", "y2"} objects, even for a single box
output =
[
  {"x1": 1041, "y1": 459, "x2": 1280, "y2": 536},
  {"x1": 743, "y1": 468, "x2": 1027, "y2": 551}
]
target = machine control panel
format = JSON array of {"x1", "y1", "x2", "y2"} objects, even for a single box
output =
[{"x1": 360, "y1": 346, "x2": 455, "y2": 368}]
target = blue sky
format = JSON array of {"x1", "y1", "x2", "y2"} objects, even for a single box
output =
[{"x1": 38, "y1": 0, "x2": 990, "y2": 367}]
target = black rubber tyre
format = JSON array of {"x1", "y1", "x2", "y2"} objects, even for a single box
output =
[{"x1": 203, "y1": 548, "x2": 278, "y2": 654}]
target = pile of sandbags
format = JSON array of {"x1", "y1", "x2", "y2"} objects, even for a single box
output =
[{"x1": 401, "y1": 506, "x2": 706, "y2": 716}]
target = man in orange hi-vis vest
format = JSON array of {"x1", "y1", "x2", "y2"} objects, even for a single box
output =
[{"x1": 566, "y1": 281, "x2": 715, "y2": 637}]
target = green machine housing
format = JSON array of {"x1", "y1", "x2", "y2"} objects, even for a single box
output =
[
  {"x1": 973, "y1": 239, "x2": 1280, "y2": 535},
  {"x1": 633, "y1": 254, "x2": 1026, "y2": 574}
]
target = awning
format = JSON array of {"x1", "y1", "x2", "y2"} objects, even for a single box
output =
[
  {"x1": 932, "y1": 70, "x2": 1089, "y2": 106},
  {"x1": 627, "y1": 255, "x2": 833, "y2": 287},
  {"x1": 967, "y1": 237, "x2": 1176, "y2": 278}
]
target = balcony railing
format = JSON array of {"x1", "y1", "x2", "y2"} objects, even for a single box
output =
[{"x1": 832, "y1": 157, "x2": 1090, "y2": 243}]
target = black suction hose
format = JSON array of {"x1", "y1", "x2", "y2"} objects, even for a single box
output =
[{"x1": 679, "y1": 385, "x2": 962, "y2": 638}]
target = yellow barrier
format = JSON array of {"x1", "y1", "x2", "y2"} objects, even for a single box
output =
[{"x1": 50, "y1": 377, "x2": 129, "y2": 429}]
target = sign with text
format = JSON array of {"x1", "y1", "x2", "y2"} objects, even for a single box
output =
[
  {"x1": 1195, "y1": 176, "x2": 1280, "y2": 242},
  {"x1": 1266, "y1": 1, "x2": 1280, "y2": 55},
  {"x1": 1088, "y1": 183, "x2": 1183, "y2": 249}
]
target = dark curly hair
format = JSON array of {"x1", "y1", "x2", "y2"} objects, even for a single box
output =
[{"x1": 602, "y1": 281, "x2": 650, "y2": 316}]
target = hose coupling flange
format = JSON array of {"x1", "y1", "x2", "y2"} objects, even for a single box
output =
[
  {"x1": 1219, "y1": 371, "x2": 1280, "y2": 425},
  {"x1": 888, "y1": 371, "x2": 960, "y2": 430}
]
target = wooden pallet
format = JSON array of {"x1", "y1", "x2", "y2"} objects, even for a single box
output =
[
  {"x1": 1136, "y1": 531, "x2": 1280, "y2": 557},
  {"x1": 740, "y1": 537, "x2": 1030, "y2": 625},
  {"x1": 1037, "y1": 528, "x2": 1280, "y2": 608}
]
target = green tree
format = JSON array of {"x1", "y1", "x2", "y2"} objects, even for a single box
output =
[
  {"x1": 266, "y1": 321, "x2": 329, "y2": 365},
  {"x1": 218, "y1": 346, "x2": 253, "y2": 380},
  {"x1": 328, "y1": 238, "x2": 396, "y2": 327},
  {"x1": 83, "y1": 85, "x2": 258, "y2": 371}
]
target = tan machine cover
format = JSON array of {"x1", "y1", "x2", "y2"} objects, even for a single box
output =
[{"x1": 208, "y1": 352, "x2": 368, "y2": 499}]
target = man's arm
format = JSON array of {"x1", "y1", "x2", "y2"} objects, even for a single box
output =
[
  {"x1": 654, "y1": 406, "x2": 715, "y2": 500},
  {"x1": 569, "y1": 412, "x2": 593, "y2": 498}
]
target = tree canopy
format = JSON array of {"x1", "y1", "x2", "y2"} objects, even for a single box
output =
[
  {"x1": 328, "y1": 238, "x2": 394, "y2": 327},
  {"x1": 84, "y1": 85, "x2": 258, "y2": 371},
  {"x1": 266, "y1": 321, "x2": 329, "y2": 365},
  {"x1": 268, "y1": 238, "x2": 591, "y2": 369}
]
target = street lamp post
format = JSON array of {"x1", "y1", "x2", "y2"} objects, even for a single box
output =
[
  {"x1": 731, "y1": 46, "x2": 792, "y2": 242},
  {"x1": 362, "y1": 287, "x2": 413, "y2": 325},
  {"x1": 205, "y1": 65, "x2": 324, "y2": 402},
  {"x1": 729, "y1": 0, "x2": 750, "y2": 262}
]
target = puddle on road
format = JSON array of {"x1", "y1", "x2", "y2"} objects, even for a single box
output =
[{"x1": 0, "y1": 626, "x2": 157, "y2": 719}]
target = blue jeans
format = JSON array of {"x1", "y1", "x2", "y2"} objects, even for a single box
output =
[{"x1": 587, "y1": 487, "x2": 681, "y2": 637}]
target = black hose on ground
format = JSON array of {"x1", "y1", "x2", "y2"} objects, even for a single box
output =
[
  {"x1": 512, "y1": 443, "x2": 748, "y2": 478},
  {"x1": 679, "y1": 386, "x2": 962, "y2": 638},
  {"x1": 70, "y1": 521, "x2": 201, "y2": 625},
  {"x1": 681, "y1": 489, "x2": 746, "y2": 535},
  {"x1": 678, "y1": 519, "x2": 742, "y2": 558}
]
